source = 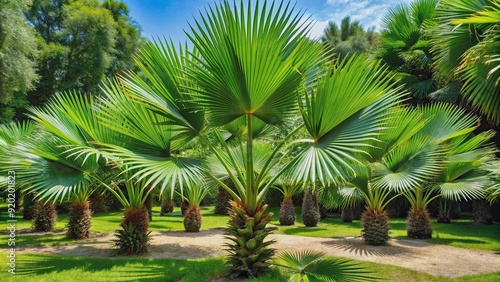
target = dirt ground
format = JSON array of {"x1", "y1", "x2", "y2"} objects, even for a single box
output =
[{"x1": 17, "y1": 228, "x2": 500, "y2": 279}]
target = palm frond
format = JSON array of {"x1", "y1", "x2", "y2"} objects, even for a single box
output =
[
  {"x1": 274, "y1": 250, "x2": 377, "y2": 282},
  {"x1": 186, "y1": 0, "x2": 322, "y2": 126}
]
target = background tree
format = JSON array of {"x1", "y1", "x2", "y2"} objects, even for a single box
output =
[
  {"x1": 377, "y1": 0, "x2": 439, "y2": 103},
  {"x1": 322, "y1": 16, "x2": 378, "y2": 59},
  {"x1": 10, "y1": 0, "x2": 143, "y2": 121},
  {"x1": 432, "y1": 0, "x2": 500, "y2": 123},
  {"x1": 0, "y1": 0, "x2": 39, "y2": 122}
]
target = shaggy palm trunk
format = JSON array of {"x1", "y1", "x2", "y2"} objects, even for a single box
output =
[
  {"x1": 225, "y1": 201, "x2": 275, "y2": 278},
  {"x1": 144, "y1": 194, "x2": 153, "y2": 221},
  {"x1": 301, "y1": 188, "x2": 320, "y2": 227},
  {"x1": 33, "y1": 202, "x2": 57, "y2": 232},
  {"x1": 407, "y1": 207, "x2": 433, "y2": 239},
  {"x1": 319, "y1": 204, "x2": 328, "y2": 219},
  {"x1": 361, "y1": 208, "x2": 389, "y2": 245},
  {"x1": 184, "y1": 206, "x2": 202, "y2": 232},
  {"x1": 67, "y1": 200, "x2": 92, "y2": 239},
  {"x1": 160, "y1": 197, "x2": 174, "y2": 215},
  {"x1": 181, "y1": 200, "x2": 189, "y2": 216},
  {"x1": 89, "y1": 193, "x2": 108, "y2": 213},
  {"x1": 279, "y1": 196, "x2": 295, "y2": 226},
  {"x1": 215, "y1": 186, "x2": 232, "y2": 215},
  {"x1": 115, "y1": 207, "x2": 150, "y2": 254},
  {"x1": 472, "y1": 199, "x2": 493, "y2": 225},
  {"x1": 22, "y1": 192, "x2": 35, "y2": 220},
  {"x1": 341, "y1": 207, "x2": 354, "y2": 223}
]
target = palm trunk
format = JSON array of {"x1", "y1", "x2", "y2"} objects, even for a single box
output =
[
  {"x1": 301, "y1": 188, "x2": 320, "y2": 227},
  {"x1": 184, "y1": 206, "x2": 202, "y2": 232},
  {"x1": 341, "y1": 207, "x2": 354, "y2": 223},
  {"x1": 472, "y1": 199, "x2": 493, "y2": 225},
  {"x1": 225, "y1": 201, "x2": 275, "y2": 278},
  {"x1": 160, "y1": 197, "x2": 174, "y2": 215},
  {"x1": 89, "y1": 193, "x2": 108, "y2": 213},
  {"x1": 33, "y1": 201, "x2": 57, "y2": 232},
  {"x1": 214, "y1": 186, "x2": 232, "y2": 215},
  {"x1": 67, "y1": 200, "x2": 92, "y2": 239},
  {"x1": 181, "y1": 199, "x2": 189, "y2": 216},
  {"x1": 407, "y1": 207, "x2": 432, "y2": 239},
  {"x1": 279, "y1": 196, "x2": 295, "y2": 226},
  {"x1": 361, "y1": 208, "x2": 389, "y2": 245},
  {"x1": 115, "y1": 207, "x2": 150, "y2": 254},
  {"x1": 22, "y1": 192, "x2": 35, "y2": 220}
]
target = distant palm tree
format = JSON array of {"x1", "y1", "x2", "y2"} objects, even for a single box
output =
[
  {"x1": 377, "y1": 0, "x2": 439, "y2": 102},
  {"x1": 432, "y1": 0, "x2": 500, "y2": 122}
]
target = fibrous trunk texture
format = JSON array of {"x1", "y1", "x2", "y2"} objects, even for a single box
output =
[
  {"x1": 407, "y1": 207, "x2": 433, "y2": 239},
  {"x1": 301, "y1": 189, "x2": 320, "y2": 227},
  {"x1": 23, "y1": 192, "x2": 35, "y2": 220},
  {"x1": 114, "y1": 207, "x2": 151, "y2": 254},
  {"x1": 89, "y1": 193, "x2": 108, "y2": 213},
  {"x1": 341, "y1": 207, "x2": 354, "y2": 223},
  {"x1": 215, "y1": 186, "x2": 232, "y2": 215},
  {"x1": 472, "y1": 199, "x2": 493, "y2": 225},
  {"x1": 67, "y1": 200, "x2": 92, "y2": 239},
  {"x1": 184, "y1": 206, "x2": 202, "y2": 232},
  {"x1": 225, "y1": 201, "x2": 275, "y2": 279},
  {"x1": 361, "y1": 208, "x2": 389, "y2": 245},
  {"x1": 160, "y1": 197, "x2": 174, "y2": 215},
  {"x1": 181, "y1": 200, "x2": 189, "y2": 216},
  {"x1": 33, "y1": 202, "x2": 57, "y2": 232},
  {"x1": 279, "y1": 196, "x2": 295, "y2": 226}
]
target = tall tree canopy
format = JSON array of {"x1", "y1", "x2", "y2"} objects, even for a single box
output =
[
  {"x1": 0, "y1": 0, "x2": 39, "y2": 122},
  {"x1": 1, "y1": 0, "x2": 143, "y2": 122},
  {"x1": 321, "y1": 16, "x2": 378, "y2": 59}
]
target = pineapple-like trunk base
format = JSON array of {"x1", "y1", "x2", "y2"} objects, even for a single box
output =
[
  {"x1": 361, "y1": 208, "x2": 389, "y2": 245},
  {"x1": 279, "y1": 197, "x2": 295, "y2": 226},
  {"x1": 67, "y1": 200, "x2": 92, "y2": 239},
  {"x1": 302, "y1": 188, "x2": 320, "y2": 227},
  {"x1": 225, "y1": 201, "x2": 275, "y2": 279},
  {"x1": 33, "y1": 202, "x2": 57, "y2": 232},
  {"x1": 407, "y1": 207, "x2": 432, "y2": 239},
  {"x1": 341, "y1": 207, "x2": 354, "y2": 223},
  {"x1": 184, "y1": 207, "x2": 202, "y2": 232}
]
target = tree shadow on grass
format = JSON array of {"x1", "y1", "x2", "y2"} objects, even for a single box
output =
[
  {"x1": 321, "y1": 237, "x2": 412, "y2": 257},
  {"x1": 15, "y1": 254, "x2": 225, "y2": 281},
  {"x1": 281, "y1": 227, "x2": 329, "y2": 235}
]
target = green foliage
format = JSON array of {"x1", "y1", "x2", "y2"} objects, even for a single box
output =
[
  {"x1": 0, "y1": 0, "x2": 38, "y2": 121},
  {"x1": 377, "y1": 0, "x2": 439, "y2": 101},
  {"x1": 432, "y1": 0, "x2": 500, "y2": 123},
  {"x1": 274, "y1": 250, "x2": 378, "y2": 282}
]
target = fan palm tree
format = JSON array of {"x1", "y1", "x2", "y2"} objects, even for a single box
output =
[
  {"x1": 373, "y1": 103, "x2": 496, "y2": 239},
  {"x1": 432, "y1": 0, "x2": 500, "y2": 123},
  {"x1": 377, "y1": 0, "x2": 439, "y2": 102},
  {"x1": 273, "y1": 250, "x2": 377, "y2": 282},
  {"x1": 180, "y1": 183, "x2": 209, "y2": 232},
  {"x1": 274, "y1": 179, "x2": 301, "y2": 226},
  {"x1": 74, "y1": 1, "x2": 402, "y2": 278}
]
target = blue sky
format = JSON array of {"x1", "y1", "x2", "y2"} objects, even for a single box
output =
[{"x1": 123, "y1": 0, "x2": 412, "y2": 41}]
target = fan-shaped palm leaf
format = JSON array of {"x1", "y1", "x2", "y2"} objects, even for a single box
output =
[{"x1": 274, "y1": 250, "x2": 377, "y2": 282}]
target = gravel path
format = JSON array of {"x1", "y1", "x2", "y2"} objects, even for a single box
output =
[{"x1": 17, "y1": 228, "x2": 500, "y2": 278}]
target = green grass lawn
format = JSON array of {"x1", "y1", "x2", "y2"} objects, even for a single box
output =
[
  {"x1": 0, "y1": 252, "x2": 499, "y2": 282},
  {"x1": 1, "y1": 202, "x2": 499, "y2": 281},
  {"x1": 1, "y1": 203, "x2": 499, "y2": 251}
]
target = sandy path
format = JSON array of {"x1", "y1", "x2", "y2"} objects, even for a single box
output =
[{"x1": 17, "y1": 228, "x2": 500, "y2": 278}]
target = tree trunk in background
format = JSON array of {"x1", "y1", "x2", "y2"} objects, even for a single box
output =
[
  {"x1": 67, "y1": 200, "x2": 92, "y2": 239},
  {"x1": 341, "y1": 207, "x2": 354, "y2": 223},
  {"x1": 160, "y1": 196, "x2": 174, "y2": 215},
  {"x1": 184, "y1": 206, "x2": 202, "y2": 232},
  {"x1": 22, "y1": 192, "x2": 35, "y2": 220},
  {"x1": 472, "y1": 199, "x2": 493, "y2": 225},
  {"x1": 279, "y1": 196, "x2": 295, "y2": 225},
  {"x1": 181, "y1": 199, "x2": 189, "y2": 216},
  {"x1": 301, "y1": 188, "x2": 320, "y2": 227},
  {"x1": 214, "y1": 186, "x2": 232, "y2": 215},
  {"x1": 89, "y1": 193, "x2": 108, "y2": 213},
  {"x1": 361, "y1": 208, "x2": 389, "y2": 245},
  {"x1": 407, "y1": 207, "x2": 432, "y2": 239},
  {"x1": 33, "y1": 201, "x2": 57, "y2": 232}
]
